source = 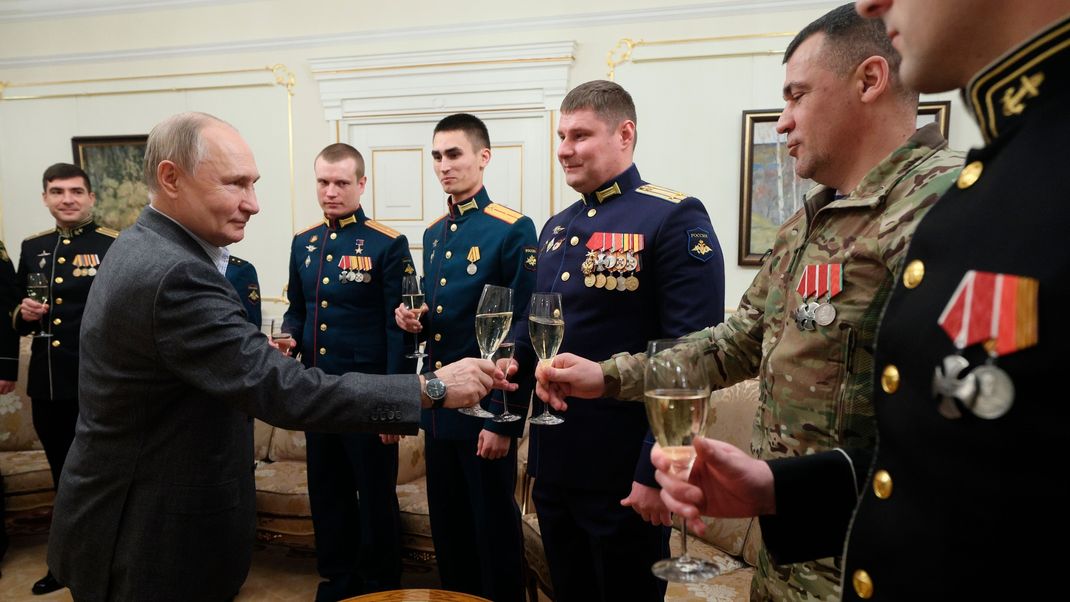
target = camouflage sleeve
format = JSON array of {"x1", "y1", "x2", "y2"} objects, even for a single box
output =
[{"x1": 602, "y1": 258, "x2": 771, "y2": 401}]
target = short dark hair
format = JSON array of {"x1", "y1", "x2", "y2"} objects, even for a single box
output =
[
  {"x1": 560, "y1": 80, "x2": 637, "y2": 128},
  {"x1": 785, "y1": 3, "x2": 904, "y2": 89},
  {"x1": 434, "y1": 113, "x2": 490, "y2": 151},
  {"x1": 42, "y1": 162, "x2": 92, "y2": 193},
  {"x1": 316, "y1": 143, "x2": 365, "y2": 179}
]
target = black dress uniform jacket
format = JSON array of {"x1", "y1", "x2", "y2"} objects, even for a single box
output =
[
  {"x1": 761, "y1": 16, "x2": 1070, "y2": 601},
  {"x1": 14, "y1": 219, "x2": 116, "y2": 399},
  {"x1": 0, "y1": 240, "x2": 17, "y2": 381}
]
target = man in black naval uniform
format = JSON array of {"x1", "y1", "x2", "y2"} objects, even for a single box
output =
[
  {"x1": 652, "y1": 1, "x2": 1070, "y2": 600},
  {"x1": 513, "y1": 80, "x2": 725, "y2": 601},
  {"x1": 0, "y1": 238, "x2": 19, "y2": 580},
  {"x1": 282, "y1": 143, "x2": 416, "y2": 600},
  {"x1": 225, "y1": 255, "x2": 262, "y2": 328},
  {"x1": 395, "y1": 113, "x2": 537, "y2": 601},
  {"x1": 14, "y1": 162, "x2": 117, "y2": 595}
]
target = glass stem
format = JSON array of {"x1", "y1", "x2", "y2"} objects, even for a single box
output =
[{"x1": 679, "y1": 514, "x2": 691, "y2": 562}]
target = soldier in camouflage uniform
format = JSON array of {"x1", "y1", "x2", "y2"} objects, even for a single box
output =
[{"x1": 534, "y1": 5, "x2": 963, "y2": 600}]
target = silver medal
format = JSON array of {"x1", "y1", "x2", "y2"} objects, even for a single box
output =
[
  {"x1": 814, "y1": 303, "x2": 837, "y2": 327},
  {"x1": 352, "y1": 271, "x2": 362, "y2": 283},
  {"x1": 932, "y1": 355, "x2": 972, "y2": 419},
  {"x1": 968, "y1": 364, "x2": 1015, "y2": 419},
  {"x1": 467, "y1": 263, "x2": 477, "y2": 275}
]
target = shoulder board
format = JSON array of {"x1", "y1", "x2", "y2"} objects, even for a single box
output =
[
  {"x1": 428, "y1": 213, "x2": 448, "y2": 228},
  {"x1": 484, "y1": 203, "x2": 523, "y2": 224},
  {"x1": 26, "y1": 228, "x2": 56, "y2": 240},
  {"x1": 365, "y1": 219, "x2": 401, "y2": 239},
  {"x1": 95, "y1": 226, "x2": 120, "y2": 238},
  {"x1": 229, "y1": 255, "x2": 246, "y2": 265},
  {"x1": 296, "y1": 220, "x2": 322, "y2": 235},
  {"x1": 636, "y1": 184, "x2": 689, "y2": 203}
]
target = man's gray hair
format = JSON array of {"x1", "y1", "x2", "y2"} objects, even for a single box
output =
[{"x1": 143, "y1": 112, "x2": 231, "y2": 197}]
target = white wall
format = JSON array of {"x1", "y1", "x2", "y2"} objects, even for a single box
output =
[{"x1": 0, "y1": 0, "x2": 984, "y2": 305}]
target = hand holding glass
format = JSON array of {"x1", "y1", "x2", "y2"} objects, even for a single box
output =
[
  {"x1": 528, "y1": 292, "x2": 564, "y2": 426},
  {"x1": 644, "y1": 337, "x2": 717, "y2": 582},
  {"x1": 402, "y1": 274, "x2": 427, "y2": 360},
  {"x1": 25, "y1": 273, "x2": 52, "y2": 339},
  {"x1": 269, "y1": 319, "x2": 295, "y2": 355},
  {"x1": 464, "y1": 284, "x2": 513, "y2": 418}
]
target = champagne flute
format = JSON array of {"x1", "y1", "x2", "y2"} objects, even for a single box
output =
[
  {"x1": 491, "y1": 338, "x2": 520, "y2": 423},
  {"x1": 269, "y1": 319, "x2": 295, "y2": 355},
  {"x1": 464, "y1": 284, "x2": 513, "y2": 418},
  {"x1": 25, "y1": 272, "x2": 52, "y2": 339},
  {"x1": 528, "y1": 292, "x2": 564, "y2": 426},
  {"x1": 401, "y1": 273, "x2": 427, "y2": 360},
  {"x1": 644, "y1": 337, "x2": 717, "y2": 582}
]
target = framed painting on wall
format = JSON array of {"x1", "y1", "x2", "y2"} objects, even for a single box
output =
[
  {"x1": 737, "y1": 101, "x2": 952, "y2": 267},
  {"x1": 71, "y1": 135, "x2": 149, "y2": 231}
]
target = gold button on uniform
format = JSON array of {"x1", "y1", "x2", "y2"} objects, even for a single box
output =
[
  {"x1": 450, "y1": 224, "x2": 458, "y2": 232},
  {"x1": 587, "y1": 208, "x2": 597, "y2": 218},
  {"x1": 319, "y1": 347, "x2": 327, "y2": 355},
  {"x1": 872, "y1": 470, "x2": 893, "y2": 499},
  {"x1": 852, "y1": 570, "x2": 874, "y2": 599},
  {"x1": 570, "y1": 236, "x2": 579, "y2": 246},
  {"x1": 957, "y1": 161, "x2": 983, "y2": 189},
  {"x1": 320, "y1": 324, "x2": 327, "y2": 332},
  {"x1": 561, "y1": 272, "x2": 570, "y2": 282},
  {"x1": 330, "y1": 232, "x2": 338, "y2": 240},
  {"x1": 434, "y1": 334, "x2": 442, "y2": 341},
  {"x1": 445, "y1": 251, "x2": 453, "y2": 259},
  {"x1": 902, "y1": 260, "x2": 925, "y2": 289},
  {"x1": 52, "y1": 340, "x2": 61, "y2": 348},
  {"x1": 435, "y1": 361, "x2": 443, "y2": 369},
  {"x1": 321, "y1": 300, "x2": 329, "y2": 308},
  {"x1": 440, "y1": 278, "x2": 447, "y2": 286},
  {"x1": 881, "y1": 364, "x2": 900, "y2": 394},
  {"x1": 58, "y1": 257, "x2": 66, "y2": 264},
  {"x1": 436, "y1": 305, "x2": 443, "y2": 314},
  {"x1": 53, "y1": 318, "x2": 61, "y2": 325},
  {"x1": 62, "y1": 239, "x2": 71, "y2": 245},
  {"x1": 322, "y1": 277, "x2": 330, "y2": 285},
  {"x1": 55, "y1": 277, "x2": 64, "y2": 284},
  {"x1": 326, "y1": 254, "x2": 333, "y2": 262},
  {"x1": 55, "y1": 298, "x2": 63, "y2": 305}
]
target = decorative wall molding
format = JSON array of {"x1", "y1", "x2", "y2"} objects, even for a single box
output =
[
  {"x1": 0, "y1": 1, "x2": 841, "y2": 68},
  {"x1": 0, "y1": 0, "x2": 246, "y2": 22},
  {"x1": 310, "y1": 42, "x2": 575, "y2": 121}
]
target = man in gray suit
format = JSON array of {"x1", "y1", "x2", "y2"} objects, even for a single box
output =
[{"x1": 46, "y1": 112, "x2": 502, "y2": 602}]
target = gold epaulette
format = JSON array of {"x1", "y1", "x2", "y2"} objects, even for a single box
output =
[
  {"x1": 636, "y1": 184, "x2": 689, "y2": 203},
  {"x1": 366, "y1": 219, "x2": 401, "y2": 239},
  {"x1": 26, "y1": 228, "x2": 56, "y2": 240},
  {"x1": 484, "y1": 203, "x2": 523, "y2": 224},
  {"x1": 429, "y1": 213, "x2": 448, "y2": 228},
  {"x1": 95, "y1": 226, "x2": 120, "y2": 238},
  {"x1": 296, "y1": 221, "x2": 321, "y2": 235}
]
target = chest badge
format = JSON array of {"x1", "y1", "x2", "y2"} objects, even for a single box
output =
[
  {"x1": 466, "y1": 246, "x2": 481, "y2": 275},
  {"x1": 794, "y1": 264, "x2": 843, "y2": 330},
  {"x1": 932, "y1": 270, "x2": 1036, "y2": 420},
  {"x1": 338, "y1": 256, "x2": 373, "y2": 283},
  {"x1": 71, "y1": 254, "x2": 101, "y2": 277},
  {"x1": 355, "y1": 239, "x2": 365, "y2": 255},
  {"x1": 584, "y1": 232, "x2": 643, "y2": 291},
  {"x1": 37, "y1": 250, "x2": 51, "y2": 269}
]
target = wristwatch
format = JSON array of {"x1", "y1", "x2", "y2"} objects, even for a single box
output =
[{"x1": 424, "y1": 371, "x2": 447, "y2": 409}]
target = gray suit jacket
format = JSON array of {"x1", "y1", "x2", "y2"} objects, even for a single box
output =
[{"x1": 48, "y1": 207, "x2": 420, "y2": 601}]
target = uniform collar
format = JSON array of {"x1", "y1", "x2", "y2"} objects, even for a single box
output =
[
  {"x1": 323, "y1": 207, "x2": 365, "y2": 230},
  {"x1": 448, "y1": 187, "x2": 491, "y2": 220},
  {"x1": 582, "y1": 164, "x2": 641, "y2": 207},
  {"x1": 965, "y1": 13, "x2": 1070, "y2": 144},
  {"x1": 55, "y1": 217, "x2": 95, "y2": 238}
]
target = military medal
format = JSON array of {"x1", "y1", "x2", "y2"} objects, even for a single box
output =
[
  {"x1": 305, "y1": 256, "x2": 312, "y2": 268},
  {"x1": 595, "y1": 273, "x2": 606, "y2": 288},
  {"x1": 355, "y1": 239, "x2": 365, "y2": 255},
  {"x1": 794, "y1": 268, "x2": 818, "y2": 330},
  {"x1": 338, "y1": 255, "x2": 351, "y2": 282},
  {"x1": 813, "y1": 264, "x2": 843, "y2": 326},
  {"x1": 467, "y1": 246, "x2": 480, "y2": 275},
  {"x1": 37, "y1": 250, "x2": 51, "y2": 269},
  {"x1": 72, "y1": 254, "x2": 84, "y2": 277},
  {"x1": 933, "y1": 270, "x2": 1037, "y2": 420}
]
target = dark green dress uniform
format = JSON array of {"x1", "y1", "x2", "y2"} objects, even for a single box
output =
[
  {"x1": 515, "y1": 164, "x2": 725, "y2": 601},
  {"x1": 224, "y1": 255, "x2": 262, "y2": 328},
  {"x1": 0, "y1": 239, "x2": 18, "y2": 565},
  {"x1": 282, "y1": 208, "x2": 415, "y2": 600},
  {"x1": 418, "y1": 187, "x2": 537, "y2": 602},
  {"x1": 13, "y1": 219, "x2": 116, "y2": 488},
  {"x1": 760, "y1": 16, "x2": 1070, "y2": 601}
]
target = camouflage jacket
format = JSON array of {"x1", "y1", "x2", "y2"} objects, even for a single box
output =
[{"x1": 602, "y1": 124, "x2": 963, "y2": 599}]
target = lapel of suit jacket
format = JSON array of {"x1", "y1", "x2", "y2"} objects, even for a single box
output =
[{"x1": 137, "y1": 206, "x2": 218, "y2": 268}]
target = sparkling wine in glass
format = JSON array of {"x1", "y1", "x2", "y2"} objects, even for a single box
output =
[
  {"x1": 464, "y1": 284, "x2": 513, "y2": 418},
  {"x1": 528, "y1": 292, "x2": 564, "y2": 426},
  {"x1": 402, "y1": 273, "x2": 427, "y2": 361},
  {"x1": 25, "y1": 272, "x2": 52, "y2": 339},
  {"x1": 491, "y1": 340, "x2": 521, "y2": 423},
  {"x1": 644, "y1": 337, "x2": 717, "y2": 583}
]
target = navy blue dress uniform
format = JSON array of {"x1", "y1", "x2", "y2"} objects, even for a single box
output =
[
  {"x1": 225, "y1": 255, "x2": 262, "y2": 328},
  {"x1": 13, "y1": 218, "x2": 116, "y2": 488},
  {"x1": 418, "y1": 187, "x2": 537, "y2": 601},
  {"x1": 760, "y1": 17, "x2": 1070, "y2": 601},
  {"x1": 0, "y1": 239, "x2": 18, "y2": 569},
  {"x1": 515, "y1": 164, "x2": 725, "y2": 601},
  {"x1": 282, "y1": 208, "x2": 416, "y2": 599}
]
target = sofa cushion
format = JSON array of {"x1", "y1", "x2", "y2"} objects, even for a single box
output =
[
  {"x1": 253, "y1": 419, "x2": 273, "y2": 462},
  {"x1": 254, "y1": 459, "x2": 311, "y2": 517},
  {"x1": 397, "y1": 431, "x2": 425, "y2": 485},
  {"x1": 0, "y1": 450, "x2": 53, "y2": 510},
  {"x1": 268, "y1": 427, "x2": 307, "y2": 462},
  {"x1": 0, "y1": 339, "x2": 43, "y2": 452},
  {"x1": 667, "y1": 528, "x2": 752, "y2": 601},
  {"x1": 521, "y1": 512, "x2": 551, "y2": 596}
]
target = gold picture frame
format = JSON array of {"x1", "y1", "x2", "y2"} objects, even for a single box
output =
[{"x1": 71, "y1": 135, "x2": 149, "y2": 231}]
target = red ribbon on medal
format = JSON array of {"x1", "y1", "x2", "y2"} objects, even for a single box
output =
[{"x1": 936, "y1": 270, "x2": 1038, "y2": 356}]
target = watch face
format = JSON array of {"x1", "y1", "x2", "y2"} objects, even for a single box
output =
[{"x1": 427, "y1": 378, "x2": 447, "y2": 399}]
